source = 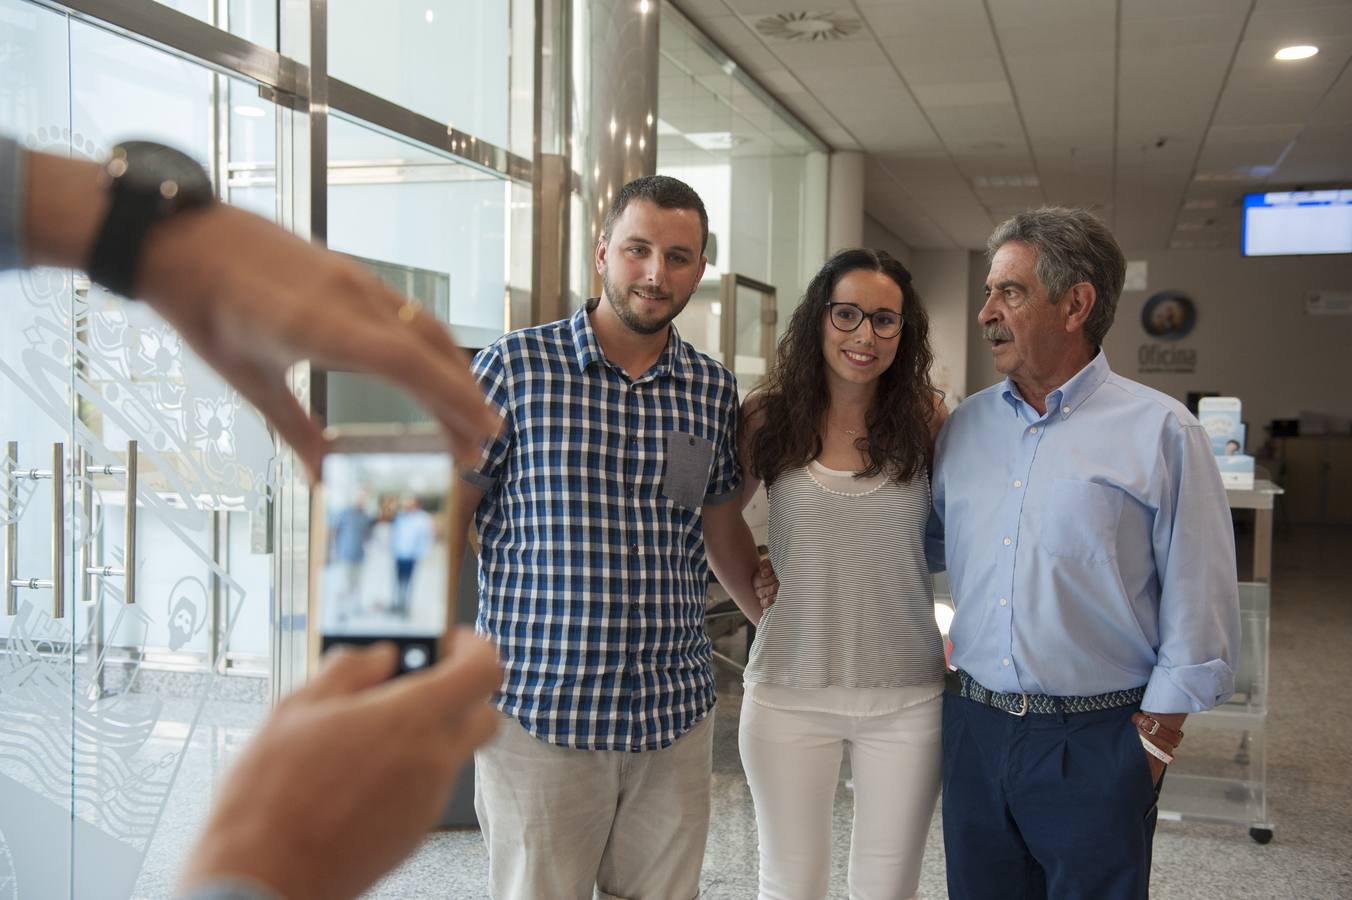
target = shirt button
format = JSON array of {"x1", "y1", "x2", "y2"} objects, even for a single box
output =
[
  {"x1": 630, "y1": 543, "x2": 639, "y2": 555},
  {"x1": 1028, "y1": 426, "x2": 1039, "y2": 435},
  {"x1": 999, "y1": 597, "x2": 1008, "y2": 606},
  {"x1": 1012, "y1": 479, "x2": 1022, "y2": 488},
  {"x1": 1002, "y1": 537, "x2": 1012, "y2": 546},
  {"x1": 1002, "y1": 658, "x2": 1010, "y2": 666},
  {"x1": 1062, "y1": 405, "x2": 1071, "y2": 415}
]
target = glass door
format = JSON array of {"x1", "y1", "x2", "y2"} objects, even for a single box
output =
[
  {"x1": 0, "y1": 4, "x2": 78, "y2": 895},
  {"x1": 673, "y1": 272, "x2": 777, "y2": 398},
  {"x1": 1, "y1": 4, "x2": 282, "y2": 896},
  {"x1": 720, "y1": 273, "x2": 777, "y2": 399}
]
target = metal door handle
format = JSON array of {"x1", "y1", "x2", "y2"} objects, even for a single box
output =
[
  {"x1": 79, "y1": 440, "x2": 137, "y2": 606},
  {"x1": 3, "y1": 441, "x2": 65, "y2": 618},
  {"x1": 51, "y1": 443, "x2": 63, "y2": 618},
  {"x1": 4, "y1": 442, "x2": 15, "y2": 616},
  {"x1": 125, "y1": 439, "x2": 137, "y2": 606}
]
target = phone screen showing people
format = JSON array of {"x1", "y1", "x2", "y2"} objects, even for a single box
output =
[{"x1": 318, "y1": 451, "x2": 450, "y2": 675}]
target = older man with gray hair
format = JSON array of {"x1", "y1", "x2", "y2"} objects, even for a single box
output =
[{"x1": 927, "y1": 207, "x2": 1240, "y2": 899}]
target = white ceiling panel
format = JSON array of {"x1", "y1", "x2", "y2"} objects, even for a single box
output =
[
  {"x1": 1120, "y1": 13, "x2": 1248, "y2": 48},
  {"x1": 1124, "y1": 0, "x2": 1255, "y2": 16},
  {"x1": 987, "y1": 0, "x2": 1115, "y2": 29},
  {"x1": 1308, "y1": 66, "x2": 1352, "y2": 125},
  {"x1": 1197, "y1": 138, "x2": 1294, "y2": 169},
  {"x1": 766, "y1": 39, "x2": 891, "y2": 72},
  {"x1": 1243, "y1": 3, "x2": 1352, "y2": 42},
  {"x1": 888, "y1": 54, "x2": 1009, "y2": 89},
  {"x1": 803, "y1": 65, "x2": 902, "y2": 95},
  {"x1": 911, "y1": 81, "x2": 1014, "y2": 109},
  {"x1": 1213, "y1": 86, "x2": 1334, "y2": 126},
  {"x1": 724, "y1": 0, "x2": 856, "y2": 14},
  {"x1": 925, "y1": 104, "x2": 1026, "y2": 143},
  {"x1": 855, "y1": 0, "x2": 990, "y2": 39}
]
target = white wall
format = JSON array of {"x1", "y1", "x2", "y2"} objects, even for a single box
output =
[
  {"x1": 964, "y1": 248, "x2": 1352, "y2": 442},
  {"x1": 863, "y1": 213, "x2": 913, "y2": 267},
  {"x1": 908, "y1": 249, "x2": 971, "y2": 405}
]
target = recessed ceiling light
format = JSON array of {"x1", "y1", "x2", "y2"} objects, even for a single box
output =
[{"x1": 1275, "y1": 45, "x2": 1318, "y2": 60}]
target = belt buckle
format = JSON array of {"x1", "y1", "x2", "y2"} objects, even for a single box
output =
[{"x1": 1007, "y1": 692, "x2": 1029, "y2": 717}]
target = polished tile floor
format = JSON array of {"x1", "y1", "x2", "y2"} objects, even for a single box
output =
[
  {"x1": 364, "y1": 524, "x2": 1352, "y2": 899},
  {"x1": 141, "y1": 524, "x2": 1352, "y2": 898}
]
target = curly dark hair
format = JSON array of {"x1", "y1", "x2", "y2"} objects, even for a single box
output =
[{"x1": 747, "y1": 248, "x2": 937, "y2": 485}]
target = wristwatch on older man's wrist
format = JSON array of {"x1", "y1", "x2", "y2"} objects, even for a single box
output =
[{"x1": 86, "y1": 141, "x2": 214, "y2": 298}]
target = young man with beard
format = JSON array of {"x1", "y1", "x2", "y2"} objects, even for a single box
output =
[{"x1": 450, "y1": 175, "x2": 776, "y2": 900}]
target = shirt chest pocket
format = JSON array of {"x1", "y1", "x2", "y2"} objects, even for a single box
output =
[
  {"x1": 662, "y1": 431, "x2": 716, "y2": 510},
  {"x1": 1039, "y1": 479, "x2": 1123, "y2": 564}
]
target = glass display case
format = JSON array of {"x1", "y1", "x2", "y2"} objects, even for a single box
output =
[
  {"x1": 1157, "y1": 480, "x2": 1282, "y2": 844},
  {"x1": 1157, "y1": 583, "x2": 1272, "y2": 843}
]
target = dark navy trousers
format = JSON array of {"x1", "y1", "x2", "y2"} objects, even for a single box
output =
[{"x1": 941, "y1": 691, "x2": 1162, "y2": 900}]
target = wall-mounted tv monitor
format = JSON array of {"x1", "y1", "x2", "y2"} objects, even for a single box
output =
[{"x1": 1241, "y1": 189, "x2": 1352, "y2": 256}]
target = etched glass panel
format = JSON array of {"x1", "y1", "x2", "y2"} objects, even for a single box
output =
[
  {"x1": 63, "y1": 20, "x2": 280, "y2": 895},
  {"x1": 0, "y1": 2, "x2": 77, "y2": 893},
  {"x1": 0, "y1": 10, "x2": 282, "y2": 896}
]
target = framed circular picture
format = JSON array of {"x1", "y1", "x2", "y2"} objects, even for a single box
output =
[{"x1": 1141, "y1": 290, "x2": 1197, "y2": 341}]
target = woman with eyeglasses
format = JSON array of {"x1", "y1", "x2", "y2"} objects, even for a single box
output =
[{"x1": 738, "y1": 248, "x2": 947, "y2": 900}]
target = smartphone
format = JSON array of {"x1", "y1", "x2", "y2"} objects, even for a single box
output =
[{"x1": 310, "y1": 426, "x2": 454, "y2": 676}]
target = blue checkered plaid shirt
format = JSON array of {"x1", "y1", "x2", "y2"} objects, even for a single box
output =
[{"x1": 465, "y1": 302, "x2": 742, "y2": 751}]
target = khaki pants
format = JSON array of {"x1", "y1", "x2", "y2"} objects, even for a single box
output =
[{"x1": 474, "y1": 711, "x2": 715, "y2": 900}]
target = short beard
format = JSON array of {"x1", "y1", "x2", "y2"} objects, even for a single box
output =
[{"x1": 602, "y1": 269, "x2": 686, "y2": 336}]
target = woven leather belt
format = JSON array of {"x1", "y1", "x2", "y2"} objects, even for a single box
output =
[{"x1": 955, "y1": 670, "x2": 1145, "y2": 717}]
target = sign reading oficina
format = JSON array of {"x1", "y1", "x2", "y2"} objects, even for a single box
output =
[{"x1": 1139, "y1": 290, "x2": 1198, "y2": 374}]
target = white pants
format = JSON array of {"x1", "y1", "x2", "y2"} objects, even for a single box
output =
[{"x1": 738, "y1": 694, "x2": 942, "y2": 900}]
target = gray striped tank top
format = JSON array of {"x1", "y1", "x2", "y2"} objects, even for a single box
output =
[{"x1": 744, "y1": 464, "x2": 945, "y2": 688}]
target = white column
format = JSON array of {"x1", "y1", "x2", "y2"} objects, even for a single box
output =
[{"x1": 826, "y1": 150, "x2": 865, "y2": 255}]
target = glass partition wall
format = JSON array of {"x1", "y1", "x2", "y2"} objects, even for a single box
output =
[
  {"x1": 657, "y1": 0, "x2": 828, "y2": 369},
  {"x1": 0, "y1": 1, "x2": 532, "y2": 895}
]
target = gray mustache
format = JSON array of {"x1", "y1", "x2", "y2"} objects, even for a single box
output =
[{"x1": 982, "y1": 323, "x2": 1013, "y2": 342}]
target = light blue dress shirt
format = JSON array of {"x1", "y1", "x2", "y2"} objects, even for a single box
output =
[
  {"x1": 390, "y1": 507, "x2": 433, "y2": 561},
  {"x1": 927, "y1": 351, "x2": 1240, "y2": 714}
]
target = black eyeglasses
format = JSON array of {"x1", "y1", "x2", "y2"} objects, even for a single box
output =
[{"x1": 826, "y1": 302, "x2": 903, "y2": 339}]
